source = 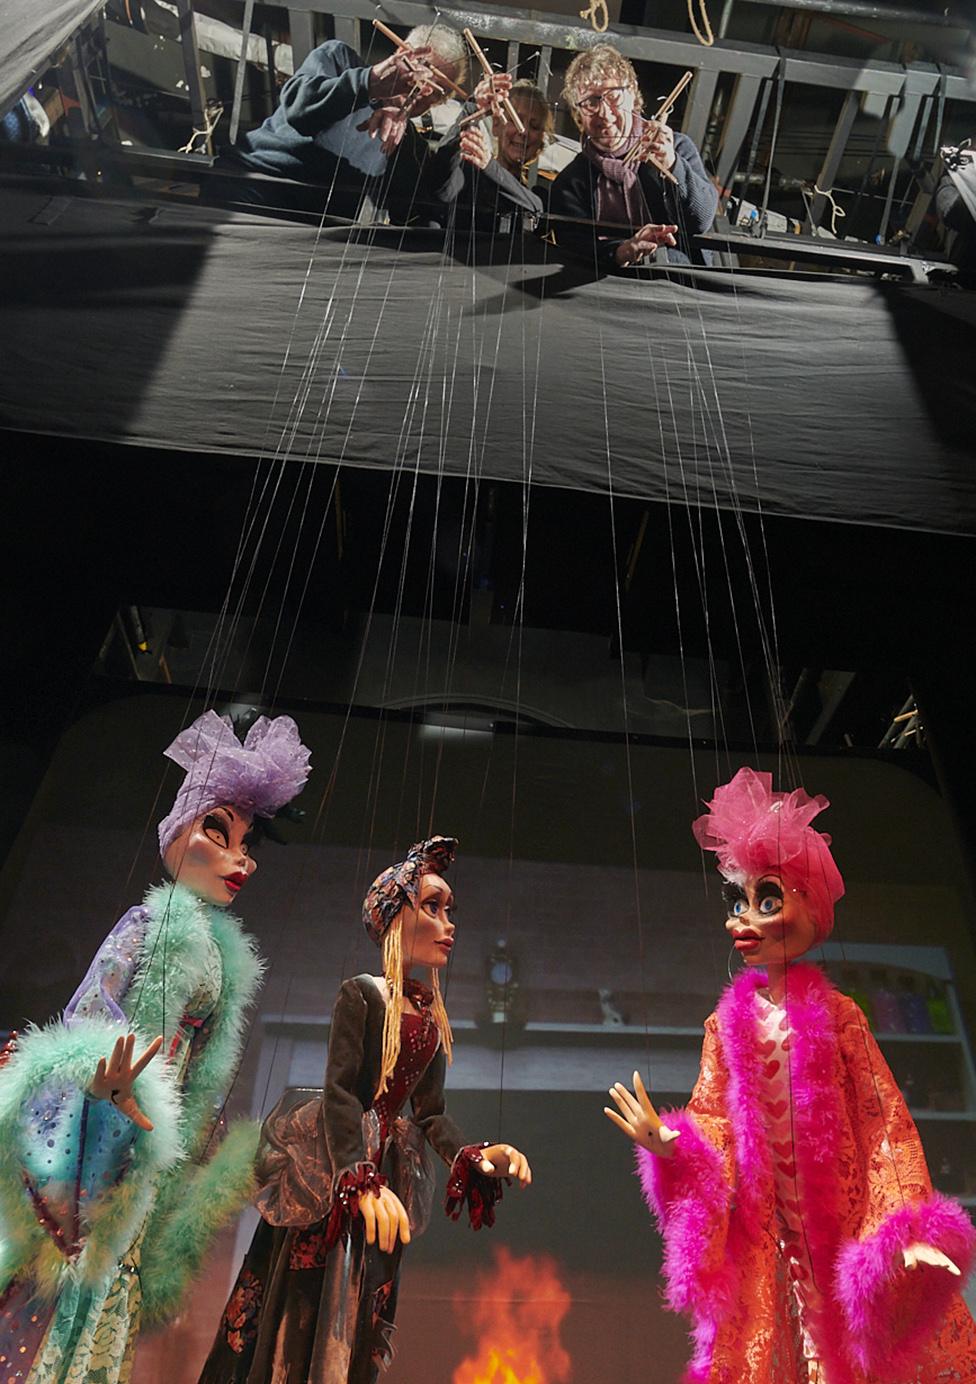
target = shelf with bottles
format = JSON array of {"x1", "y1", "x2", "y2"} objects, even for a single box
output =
[
  {"x1": 819, "y1": 952, "x2": 957, "y2": 1040},
  {"x1": 819, "y1": 941, "x2": 976, "y2": 1121}
]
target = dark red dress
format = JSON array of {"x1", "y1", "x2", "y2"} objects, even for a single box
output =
[{"x1": 199, "y1": 975, "x2": 500, "y2": 1384}]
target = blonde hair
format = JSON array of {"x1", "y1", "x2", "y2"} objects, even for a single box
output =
[
  {"x1": 375, "y1": 912, "x2": 454, "y2": 1099},
  {"x1": 562, "y1": 44, "x2": 643, "y2": 129}
]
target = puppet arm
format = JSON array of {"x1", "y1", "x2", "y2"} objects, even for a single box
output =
[
  {"x1": 833, "y1": 994, "x2": 975, "y2": 1375},
  {"x1": 319, "y1": 979, "x2": 407, "y2": 1254},
  {"x1": 64, "y1": 904, "x2": 149, "y2": 1022},
  {"x1": 0, "y1": 907, "x2": 181, "y2": 1294},
  {"x1": 625, "y1": 1016, "x2": 738, "y2": 1323},
  {"x1": 410, "y1": 1050, "x2": 529, "y2": 1229},
  {"x1": 0, "y1": 1013, "x2": 181, "y2": 1298}
]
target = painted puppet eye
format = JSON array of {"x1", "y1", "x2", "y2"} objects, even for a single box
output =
[
  {"x1": 203, "y1": 814, "x2": 229, "y2": 847},
  {"x1": 758, "y1": 895, "x2": 781, "y2": 915},
  {"x1": 731, "y1": 899, "x2": 748, "y2": 917}
]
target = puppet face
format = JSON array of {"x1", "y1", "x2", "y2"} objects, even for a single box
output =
[
  {"x1": 400, "y1": 871, "x2": 456, "y2": 972},
  {"x1": 163, "y1": 803, "x2": 257, "y2": 907},
  {"x1": 496, "y1": 96, "x2": 547, "y2": 170},
  {"x1": 723, "y1": 872, "x2": 818, "y2": 968},
  {"x1": 575, "y1": 78, "x2": 637, "y2": 150}
]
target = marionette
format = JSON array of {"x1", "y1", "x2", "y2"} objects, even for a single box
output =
[
  {"x1": 199, "y1": 834, "x2": 532, "y2": 1384},
  {"x1": 605, "y1": 767, "x2": 976, "y2": 1384},
  {"x1": 0, "y1": 709, "x2": 311, "y2": 1383}
]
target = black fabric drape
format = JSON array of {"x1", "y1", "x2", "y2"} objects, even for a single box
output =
[
  {"x1": 1, "y1": 0, "x2": 102, "y2": 116},
  {"x1": 2, "y1": 186, "x2": 975, "y2": 534}
]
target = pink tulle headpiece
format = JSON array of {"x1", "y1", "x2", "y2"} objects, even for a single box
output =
[
  {"x1": 692, "y1": 767, "x2": 844, "y2": 940},
  {"x1": 157, "y1": 710, "x2": 311, "y2": 855}
]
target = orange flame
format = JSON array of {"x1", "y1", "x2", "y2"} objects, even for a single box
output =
[{"x1": 452, "y1": 1247, "x2": 572, "y2": 1384}]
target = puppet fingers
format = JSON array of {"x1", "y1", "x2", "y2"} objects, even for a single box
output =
[
  {"x1": 130, "y1": 1035, "x2": 164, "y2": 1079},
  {"x1": 478, "y1": 1143, "x2": 522, "y2": 1177},
  {"x1": 113, "y1": 1092, "x2": 155, "y2": 1133},
  {"x1": 608, "y1": 1081, "x2": 645, "y2": 1125},
  {"x1": 904, "y1": 1243, "x2": 961, "y2": 1275},
  {"x1": 373, "y1": 1193, "x2": 392, "y2": 1254},
  {"x1": 510, "y1": 1150, "x2": 531, "y2": 1185},
  {"x1": 107, "y1": 1034, "x2": 127, "y2": 1075},
  {"x1": 360, "y1": 1193, "x2": 377, "y2": 1245},
  {"x1": 394, "y1": 1192, "x2": 411, "y2": 1248},
  {"x1": 604, "y1": 1105, "x2": 641, "y2": 1141}
]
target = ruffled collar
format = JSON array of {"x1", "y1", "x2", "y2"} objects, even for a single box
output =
[{"x1": 403, "y1": 977, "x2": 433, "y2": 1010}]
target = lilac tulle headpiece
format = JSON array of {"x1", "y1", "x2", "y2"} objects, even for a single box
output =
[
  {"x1": 692, "y1": 767, "x2": 844, "y2": 940},
  {"x1": 362, "y1": 836, "x2": 458, "y2": 946},
  {"x1": 157, "y1": 710, "x2": 312, "y2": 855}
]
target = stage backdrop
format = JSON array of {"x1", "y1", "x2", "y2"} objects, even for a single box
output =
[
  {"x1": 2, "y1": 187, "x2": 976, "y2": 535},
  {"x1": 1, "y1": 692, "x2": 975, "y2": 1382}
]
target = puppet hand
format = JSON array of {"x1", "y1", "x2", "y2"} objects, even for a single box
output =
[
  {"x1": 368, "y1": 46, "x2": 435, "y2": 103},
  {"x1": 474, "y1": 72, "x2": 513, "y2": 114},
  {"x1": 605, "y1": 1071, "x2": 680, "y2": 1157},
  {"x1": 359, "y1": 1185, "x2": 411, "y2": 1254},
  {"x1": 90, "y1": 1033, "x2": 164, "y2": 1132},
  {"x1": 903, "y1": 1242, "x2": 962, "y2": 1275},
  {"x1": 641, "y1": 119, "x2": 676, "y2": 170},
  {"x1": 460, "y1": 126, "x2": 493, "y2": 170},
  {"x1": 358, "y1": 103, "x2": 409, "y2": 154},
  {"x1": 478, "y1": 1144, "x2": 532, "y2": 1186},
  {"x1": 614, "y1": 224, "x2": 678, "y2": 267}
]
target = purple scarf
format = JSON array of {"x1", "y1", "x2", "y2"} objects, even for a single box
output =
[{"x1": 583, "y1": 115, "x2": 648, "y2": 230}]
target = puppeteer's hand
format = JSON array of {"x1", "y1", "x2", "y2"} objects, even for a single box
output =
[
  {"x1": 614, "y1": 223, "x2": 678, "y2": 267},
  {"x1": 90, "y1": 1033, "x2": 164, "y2": 1132},
  {"x1": 460, "y1": 125, "x2": 493, "y2": 171},
  {"x1": 604, "y1": 1070, "x2": 680, "y2": 1157},
  {"x1": 478, "y1": 1144, "x2": 532, "y2": 1187},
  {"x1": 359, "y1": 1185, "x2": 411, "y2": 1254},
  {"x1": 639, "y1": 118, "x2": 677, "y2": 171},
  {"x1": 358, "y1": 103, "x2": 409, "y2": 154},
  {"x1": 474, "y1": 72, "x2": 513, "y2": 114},
  {"x1": 903, "y1": 1241, "x2": 962, "y2": 1276},
  {"x1": 368, "y1": 45, "x2": 436, "y2": 103}
]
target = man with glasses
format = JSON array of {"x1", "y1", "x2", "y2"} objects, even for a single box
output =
[{"x1": 549, "y1": 44, "x2": 717, "y2": 269}]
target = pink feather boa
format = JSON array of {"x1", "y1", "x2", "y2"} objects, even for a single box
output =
[{"x1": 835, "y1": 1193, "x2": 975, "y2": 1375}]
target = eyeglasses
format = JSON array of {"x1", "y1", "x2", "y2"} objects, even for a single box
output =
[{"x1": 574, "y1": 85, "x2": 631, "y2": 115}]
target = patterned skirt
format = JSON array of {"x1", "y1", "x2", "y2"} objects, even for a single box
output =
[
  {"x1": 197, "y1": 1217, "x2": 402, "y2": 1384},
  {"x1": 0, "y1": 1242, "x2": 141, "y2": 1384}
]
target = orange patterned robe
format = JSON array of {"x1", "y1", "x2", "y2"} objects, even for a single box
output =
[{"x1": 637, "y1": 964, "x2": 976, "y2": 1384}]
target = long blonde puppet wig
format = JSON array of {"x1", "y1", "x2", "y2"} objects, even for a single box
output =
[{"x1": 376, "y1": 916, "x2": 453, "y2": 1098}]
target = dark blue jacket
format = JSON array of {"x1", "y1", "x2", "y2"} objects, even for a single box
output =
[
  {"x1": 231, "y1": 40, "x2": 455, "y2": 221},
  {"x1": 549, "y1": 131, "x2": 718, "y2": 268}
]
